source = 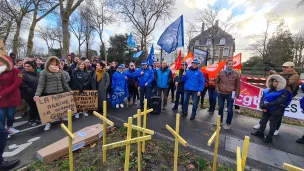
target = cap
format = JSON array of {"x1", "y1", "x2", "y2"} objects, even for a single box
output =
[
  {"x1": 141, "y1": 60, "x2": 148, "y2": 65},
  {"x1": 118, "y1": 64, "x2": 124, "y2": 68},
  {"x1": 282, "y1": 62, "x2": 295, "y2": 67},
  {"x1": 192, "y1": 59, "x2": 200, "y2": 64},
  {"x1": 182, "y1": 62, "x2": 188, "y2": 66}
]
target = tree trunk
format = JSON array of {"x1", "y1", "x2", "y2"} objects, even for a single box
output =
[
  {"x1": 78, "y1": 41, "x2": 81, "y2": 56},
  {"x1": 61, "y1": 13, "x2": 70, "y2": 59},
  {"x1": 212, "y1": 39, "x2": 215, "y2": 64},
  {"x1": 143, "y1": 34, "x2": 147, "y2": 58},
  {"x1": 12, "y1": 21, "x2": 22, "y2": 55},
  {"x1": 3, "y1": 21, "x2": 12, "y2": 45},
  {"x1": 26, "y1": 9, "x2": 38, "y2": 56}
]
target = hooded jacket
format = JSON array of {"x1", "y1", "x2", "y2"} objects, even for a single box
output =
[
  {"x1": 182, "y1": 66, "x2": 204, "y2": 92},
  {"x1": 260, "y1": 74, "x2": 292, "y2": 117},
  {"x1": 71, "y1": 68, "x2": 91, "y2": 90},
  {"x1": 20, "y1": 70, "x2": 39, "y2": 101},
  {"x1": 35, "y1": 56, "x2": 72, "y2": 96},
  {"x1": 0, "y1": 55, "x2": 23, "y2": 107}
]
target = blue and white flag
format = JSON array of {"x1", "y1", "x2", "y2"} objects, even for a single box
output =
[
  {"x1": 147, "y1": 45, "x2": 155, "y2": 65},
  {"x1": 157, "y1": 15, "x2": 184, "y2": 54},
  {"x1": 133, "y1": 50, "x2": 143, "y2": 58},
  {"x1": 127, "y1": 33, "x2": 136, "y2": 48}
]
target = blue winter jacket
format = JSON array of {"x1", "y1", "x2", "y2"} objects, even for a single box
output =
[
  {"x1": 300, "y1": 85, "x2": 304, "y2": 110},
  {"x1": 182, "y1": 67, "x2": 204, "y2": 92},
  {"x1": 156, "y1": 67, "x2": 172, "y2": 88},
  {"x1": 135, "y1": 68, "x2": 154, "y2": 87}
]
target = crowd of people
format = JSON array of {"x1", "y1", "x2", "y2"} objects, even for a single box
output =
[{"x1": 0, "y1": 52, "x2": 303, "y2": 170}]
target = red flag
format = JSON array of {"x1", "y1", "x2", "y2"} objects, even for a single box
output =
[
  {"x1": 175, "y1": 51, "x2": 182, "y2": 70},
  {"x1": 233, "y1": 53, "x2": 242, "y2": 70}
]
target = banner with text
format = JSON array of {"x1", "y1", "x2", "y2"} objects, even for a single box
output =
[
  {"x1": 73, "y1": 90, "x2": 98, "y2": 110},
  {"x1": 36, "y1": 93, "x2": 77, "y2": 124},
  {"x1": 235, "y1": 81, "x2": 304, "y2": 120}
]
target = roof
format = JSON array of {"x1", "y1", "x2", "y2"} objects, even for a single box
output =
[{"x1": 190, "y1": 25, "x2": 234, "y2": 47}]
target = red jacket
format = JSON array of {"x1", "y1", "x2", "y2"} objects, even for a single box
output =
[{"x1": 0, "y1": 56, "x2": 23, "y2": 107}]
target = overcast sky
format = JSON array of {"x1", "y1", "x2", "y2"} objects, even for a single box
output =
[{"x1": 32, "y1": 0, "x2": 304, "y2": 62}]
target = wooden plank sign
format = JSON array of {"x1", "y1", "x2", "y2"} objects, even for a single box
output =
[
  {"x1": 73, "y1": 90, "x2": 98, "y2": 110},
  {"x1": 36, "y1": 92, "x2": 77, "y2": 124}
]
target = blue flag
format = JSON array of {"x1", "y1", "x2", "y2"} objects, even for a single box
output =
[
  {"x1": 147, "y1": 45, "x2": 155, "y2": 65},
  {"x1": 157, "y1": 15, "x2": 184, "y2": 54},
  {"x1": 127, "y1": 33, "x2": 136, "y2": 48},
  {"x1": 133, "y1": 50, "x2": 143, "y2": 58}
]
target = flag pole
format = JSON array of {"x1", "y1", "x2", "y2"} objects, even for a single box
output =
[{"x1": 160, "y1": 49, "x2": 163, "y2": 63}]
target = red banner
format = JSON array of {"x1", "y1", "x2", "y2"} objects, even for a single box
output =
[{"x1": 234, "y1": 81, "x2": 262, "y2": 110}]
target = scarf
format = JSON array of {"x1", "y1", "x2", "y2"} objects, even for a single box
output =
[
  {"x1": 96, "y1": 69, "x2": 106, "y2": 82},
  {"x1": 225, "y1": 68, "x2": 233, "y2": 75},
  {"x1": 48, "y1": 65, "x2": 60, "y2": 73},
  {"x1": 0, "y1": 65, "x2": 7, "y2": 74}
]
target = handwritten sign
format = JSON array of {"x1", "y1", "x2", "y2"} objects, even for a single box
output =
[
  {"x1": 73, "y1": 90, "x2": 98, "y2": 110},
  {"x1": 36, "y1": 93, "x2": 77, "y2": 124}
]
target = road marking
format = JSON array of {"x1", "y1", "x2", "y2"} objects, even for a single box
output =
[
  {"x1": 13, "y1": 121, "x2": 28, "y2": 128},
  {"x1": 19, "y1": 124, "x2": 44, "y2": 133},
  {"x1": 3, "y1": 137, "x2": 41, "y2": 157}
]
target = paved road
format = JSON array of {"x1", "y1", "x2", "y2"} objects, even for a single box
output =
[{"x1": 5, "y1": 102, "x2": 304, "y2": 171}]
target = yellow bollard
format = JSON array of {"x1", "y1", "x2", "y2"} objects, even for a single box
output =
[
  {"x1": 283, "y1": 163, "x2": 304, "y2": 171},
  {"x1": 124, "y1": 117, "x2": 133, "y2": 171},
  {"x1": 103, "y1": 101, "x2": 107, "y2": 162},
  {"x1": 213, "y1": 115, "x2": 221, "y2": 171},
  {"x1": 137, "y1": 109, "x2": 142, "y2": 171},
  {"x1": 242, "y1": 136, "x2": 250, "y2": 170},
  {"x1": 142, "y1": 99, "x2": 147, "y2": 152},
  {"x1": 236, "y1": 147, "x2": 242, "y2": 171}
]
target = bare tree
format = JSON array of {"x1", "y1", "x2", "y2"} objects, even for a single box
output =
[
  {"x1": 196, "y1": 5, "x2": 238, "y2": 63},
  {"x1": 26, "y1": 0, "x2": 59, "y2": 56},
  {"x1": 81, "y1": 10, "x2": 95, "y2": 58},
  {"x1": 0, "y1": 13, "x2": 15, "y2": 44},
  {"x1": 0, "y1": 0, "x2": 35, "y2": 54},
  {"x1": 298, "y1": 0, "x2": 304, "y2": 7},
  {"x1": 112, "y1": 0, "x2": 175, "y2": 57},
  {"x1": 36, "y1": 26, "x2": 56, "y2": 54},
  {"x1": 69, "y1": 10, "x2": 86, "y2": 55},
  {"x1": 59, "y1": 0, "x2": 85, "y2": 58},
  {"x1": 292, "y1": 29, "x2": 304, "y2": 66},
  {"x1": 185, "y1": 21, "x2": 199, "y2": 52}
]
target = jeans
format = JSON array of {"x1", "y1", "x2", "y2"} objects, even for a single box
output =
[
  {"x1": 0, "y1": 107, "x2": 16, "y2": 128},
  {"x1": 183, "y1": 90, "x2": 199, "y2": 117},
  {"x1": 218, "y1": 93, "x2": 234, "y2": 124},
  {"x1": 157, "y1": 88, "x2": 169, "y2": 108},
  {"x1": 174, "y1": 91, "x2": 184, "y2": 109},
  {"x1": 0, "y1": 122, "x2": 8, "y2": 165},
  {"x1": 169, "y1": 84, "x2": 175, "y2": 101},
  {"x1": 200, "y1": 87, "x2": 208, "y2": 105},
  {"x1": 208, "y1": 87, "x2": 218, "y2": 112},
  {"x1": 140, "y1": 87, "x2": 152, "y2": 108}
]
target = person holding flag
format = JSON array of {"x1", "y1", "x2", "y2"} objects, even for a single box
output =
[{"x1": 182, "y1": 59, "x2": 204, "y2": 120}]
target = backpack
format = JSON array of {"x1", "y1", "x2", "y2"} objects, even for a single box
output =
[{"x1": 287, "y1": 74, "x2": 299, "y2": 97}]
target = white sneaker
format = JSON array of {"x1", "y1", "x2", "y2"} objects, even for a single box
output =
[
  {"x1": 120, "y1": 103, "x2": 124, "y2": 108},
  {"x1": 84, "y1": 112, "x2": 89, "y2": 117},
  {"x1": 116, "y1": 104, "x2": 119, "y2": 108},
  {"x1": 75, "y1": 114, "x2": 80, "y2": 119},
  {"x1": 8, "y1": 127, "x2": 20, "y2": 135},
  {"x1": 224, "y1": 124, "x2": 231, "y2": 130},
  {"x1": 8, "y1": 134, "x2": 11, "y2": 139},
  {"x1": 253, "y1": 124, "x2": 260, "y2": 129},
  {"x1": 225, "y1": 108, "x2": 227, "y2": 112},
  {"x1": 274, "y1": 130, "x2": 280, "y2": 136},
  {"x1": 63, "y1": 117, "x2": 68, "y2": 121},
  {"x1": 44, "y1": 123, "x2": 51, "y2": 131},
  {"x1": 235, "y1": 109, "x2": 241, "y2": 114}
]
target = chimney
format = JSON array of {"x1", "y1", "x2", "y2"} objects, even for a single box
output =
[
  {"x1": 215, "y1": 20, "x2": 219, "y2": 26},
  {"x1": 201, "y1": 23, "x2": 205, "y2": 33}
]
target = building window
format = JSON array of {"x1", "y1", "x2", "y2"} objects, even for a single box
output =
[
  {"x1": 206, "y1": 39, "x2": 212, "y2": 46},
  {"x1": 223, "y1": 48, "x2": 229, "y2": 56},
  {"x1": 195, "y1": 40, "x2": 199, "y2": 46},
  {"x1": 220, "y1": 38, "x2": 226, "y2": 45},
  {"x1": 215, "y1": 48, "x2": 220, "y2": 56}
]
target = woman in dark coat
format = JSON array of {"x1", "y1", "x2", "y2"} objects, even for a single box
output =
[
  {"x1": 91, "y1": 62, "x2": 110, "y2": 112},
  {"x1": 71, "y1": 61, "x2": 92, "y2": 118},
  {"x1": 20, "y1": 61, "x2": 40, "y2": 126}
]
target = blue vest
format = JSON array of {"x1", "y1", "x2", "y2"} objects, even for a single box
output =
[
  {"x1": 157, "y1": 68, "x2": 170, "y2": 88},
  {"x1": 263, "y1": 88, "x2": 292, "y2": 110}
]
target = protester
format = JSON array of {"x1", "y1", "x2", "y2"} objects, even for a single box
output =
[
  {"x1": 251, "y1": 74, "x2": 292, "y2": 143},
  {"x1": 20, "y1": 61, "x2": 40, "y2": 126},
  {"x1": 199, "y1": 73, "x2": 209, "y2": 109},
  {"x1": 111, "y1": 64, "x2": 129, "y2": 108},
  {"x1": 149, "y1": 64, "x2": 157, "y2": 96},
  {"x1": 91, "y1": 62, "x2": 110, "y2": 112},
  {"x1": 125, "y1": 62, "x2": 138, "y2": 105},
  {"x1": 0, "y1": 55, "x2": 23, "y2": 136},
  {"x1": 66, "y1": 54, "x2": 73, "y2": 67},
  {"x1": 34, "y1": 56, "x2": 72, "y2": 131},
  {"x1": 70, "y1": 57, "x2": 80, "y2": 70},
  {"x1": 60, "y1": 59, "x2": 71, "y2": 85},
  {"x1": 182, "y1": 59, "x2": 204, "y2": 120},
  {"x1": 71, "y1": 61, "x2": 92, "y2": 118},
  {"x1": 207, "y1": 73, "x2": 218, "y2": 114},
  {"x1": 85, "y1": 59, "x2": 95, "y2": 72},
  {"x1": 15, "y1": 59, "x2": 23, "y2": 70},
  {"x1": 9, "y1": 53, "x2": 16, "y2": 65},
  {"x1": 136, "y1": 60, "x2": 154, "y2": 110},
  {"x1": 169, "y1": 76, "x2": 175, "y2": 103},
  {"x1": 155, "y1": 61, "x2": 173, "y2": 109},
  {"x1": 253, "y1": 61, "x2": 300, "y2": 135},
  {"x1": 91, "y1": 59, "x2": 98, "y2": 70},
  {"x1": 172, "y1": 62, "x2": 187, "y2": 111},
  {"x1": 107, "y1": 61, "x2": 117, "y2": 96},
  {"x1": 0, "y1": 123, "x2": 20, "y2": 170},
  {"x1": 296, "y1": 84, "x2": 304, "y2": 144},
  {"x1": 36, "y1": 57, "x2": 45, "y2": 73},
  {"x1": 214, "y1": 59, "x2": 240, "y2": 130}
]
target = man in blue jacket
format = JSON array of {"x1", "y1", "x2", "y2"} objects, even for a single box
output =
[
  {"x1": 155, "y1": 61, "x2": 173, "y2": 109},
  {"x1": 182, "y1": 59, "x2": 204, "y2": 120},
  {"x1": 135, "y1": 60, "x2": 154, "y2": 110}
]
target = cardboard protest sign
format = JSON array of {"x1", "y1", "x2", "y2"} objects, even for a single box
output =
[
  {"x1": 36, "y1": 93, "x2": 77, "y2": 124},
  {"x1": 73, "y1": 90, "x2": 98, "y2": 110},
  {"x1": 0, "y1": 40, "x2": 7, "y2": 56},
  {"x1": 15, "y1": 100, "x2": 28, "y2": 117}
]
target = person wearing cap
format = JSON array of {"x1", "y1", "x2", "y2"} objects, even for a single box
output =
[
  {"x1": 135, "y1": 60, "x2": 154, "y2": 110},
  {"x1": 214, "y1": 59, "x2": 240, "y2": 130},
  {"x1": 124, "y1": 62, "x2": 138, "y2": 105},
  {"x1": 155, "y1": 61, "x2": 173, "y2": 109},
  {"x1": 111, "y1": 64, "x2": 129, "y2": 108},
  {"x1": 172, "y1": 62, "x2": 187, "y2": 111},
  {"x1": 251, "y1": 74, "x2": 292, "y2": 143},
  {"x1": 182, "y1": 59, "x2": 204, "y2": 120},
  {"x1": 253, "y1": 61, "x2": 300, "y2": 135}
]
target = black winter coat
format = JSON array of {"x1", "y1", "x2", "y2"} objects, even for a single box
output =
[
  {"x1": 175, "y1": 69, "x2": 186, "y2": 92},
  {"x1": 71, "y1": 69, "x2": 92, "y2": 90},
  {"x1": 20, "y1": 71, "x2": 39, "y2": 100},
  {"x1": 107, "y1": 67, "x2": 116, "y2": 88}
]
